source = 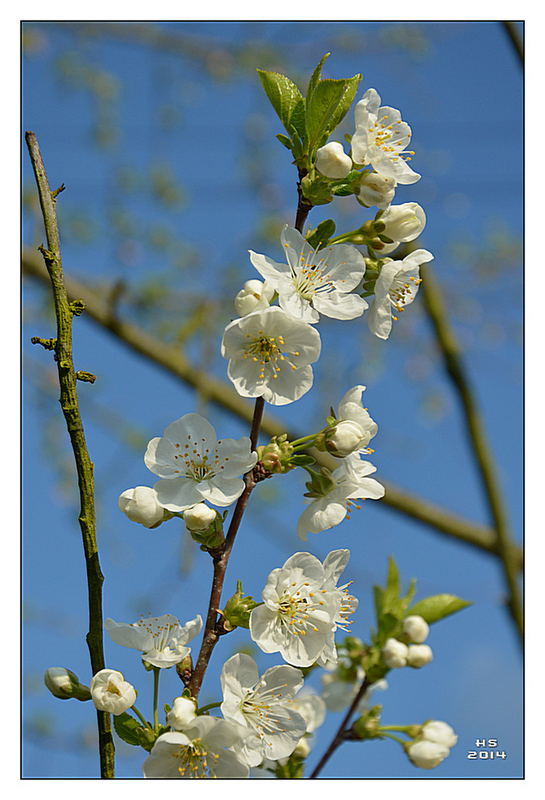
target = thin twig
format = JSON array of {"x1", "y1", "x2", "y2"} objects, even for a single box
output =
[
  {"x1": 25, "y1": 132, "x2": 115, "y2": 778},
  {"x1": 419, "y1": 264, "x2": 522, "y2": 638},
  {"x1": 310, "y1": 677, "x2": 371, "y2": 778}
]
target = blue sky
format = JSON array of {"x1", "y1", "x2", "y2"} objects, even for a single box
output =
[{"x1": 22, "y1": 21, "x2": 523, "y2": 780}]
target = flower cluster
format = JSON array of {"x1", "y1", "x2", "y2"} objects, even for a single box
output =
[{"x1": 76, "y1": 60, "x2": 461, "y2": 783}]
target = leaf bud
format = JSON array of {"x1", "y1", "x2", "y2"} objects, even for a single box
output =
[{"x1": 222, "y1": 579, "x2": 261, "y2": 631}]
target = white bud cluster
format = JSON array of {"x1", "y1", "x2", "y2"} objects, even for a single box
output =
[
  {"x1": 407, "y1": 720, "x2": 458, "y2": 769},
  {"x1": 381, "y1": 616, "x2": 433, "y2": 669}
]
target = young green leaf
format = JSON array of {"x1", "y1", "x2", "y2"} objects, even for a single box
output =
[
  {"x1": 407, "y1": 594, "x2": 472, "y2": 624},
  {"x1": 113, "y1": 711, "x2": 154, "y2": 750},
  {"x1": 306, "y1": 72, "x2": 362, "y2": 153},
  {"x1": 257, "y1": 69, "x2": 307, "y2": 144},
  {"x1": 306, "y1": 52, "x2": 330, "y2": 101},
  {"x1": 305, "y1": 218, "x2": 336, "y2": 250}
]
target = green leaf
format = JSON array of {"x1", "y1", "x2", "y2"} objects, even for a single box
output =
[
  {"x1": 276, "y1": 133, "x2": 293, "y2": 151},
  {"x1": 373, "y1": 584, "x2": 384, "y2": 622},
  {"x1": 382, "y1": 555, "x2": 400, "y2": 613},
  {"x1": 407, "y1": 594, "x2": 472, "y2": 624},
  {"x1": 257, "y1": 69, "x2": 307, "y2": 144},
  {"x1": 306, "y1": 72, "x2": 362, "y2": 153},
  {"x1": 113, "y1": 712, "x2": 154, "y2": 750},
  {"x1": 305, "y1": 218, "x2": 336, "y2": 250},
  {"x1": 306, "y1": 53, "x2": 330, "y2": 101},
  {"x1": 306, "y1": 79, "x2": 348, "y2": 151}
]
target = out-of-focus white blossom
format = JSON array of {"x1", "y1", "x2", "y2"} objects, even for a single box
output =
[
  {"x1": 381, "y1": 638, "x2": 408, "y2": 669},
  {"x1": 402, "y1": 615, "x2": 429, "y2": 643}
]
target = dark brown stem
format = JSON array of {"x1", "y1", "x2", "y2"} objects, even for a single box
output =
[
  {"x1": 25, "y1": 131, "x2": 115, "y2": 778},
  {"x1": 310, "y1": 677, "x2": 371, "y2": 778},
  {"x1": 295, "y1": 168, "x2": 313, "y2": 234},
  {"x1": 187, "y1": 397, "x2": 265, "y2": 699}
]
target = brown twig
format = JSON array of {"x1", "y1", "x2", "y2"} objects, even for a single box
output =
[{"x1": 187, "y1": 397, "x2": 265, "y2": 699}]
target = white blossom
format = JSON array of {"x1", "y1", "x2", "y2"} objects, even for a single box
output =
[
  {"x1": 249, "y1": 225, "x2": 367, "y2": 324},
  {"x1": 316, "y1": 549, "x2": 359, "y2": 668},
  {"x1": 327, "y1": 385, "x2": 378, "y2": 457},
  {"x1": 143, "y1": 719, "x2": 250, "y2": 778},
  {"x1": 367, "y1": 249, "x2": 434, "y2": 340},
  {"x1": 315, "y1": 142, "x2": 353, "y2": 179},
  {"x1": 381, "y1": 637, "x2": 408, "y2": 669},
  {"x1": 220, "y1": 653, "x2": 307, "y2": 767},
  {"x1": 105, "y1": 613, "x2": 202, "y2": 669},
  {"x1": 321, "y1": 671, "x2": 387, "y2": 713},
  {"x1": 221, "y1": 306, "x2": 321, "y2": 406},
  {"x1": 249, "y1": 551, "x2": 342, "y2": 668},
  {"x1": 421, "y1": 720, "x2": 458, "y2": 749},
  {"x1": 357, "y1": 170, "x2": 396, "y2": 209},
  {"x1": 402, "y1": 615, "x2": 429, "y2": 644},
  {"x1": 297, "y1": 453, "x2": 384, "y2": 541},
  {"x1": 407, "y1": 644, "x2": 433, "y2": 668},
  {"x1": 234, "y1": 279, "x2": 274, "y2": 317},
  {"x1": 118, "y1": 486, "x2": 171, "y2": 528},
  {"x1": 90, "y1": 669, "x2": 136, "y2": 716},
  {"x1": 351, "y1": 88, "x2": 420, "y2": 184},
  {"x1": 167, "y1": 696, "x2": 198, "y2": 730},
  {"x1": 407, "y1": 739, "x2": 450, "y2": 770},
  {"x1": 144, "y1": 413, "x2": 256, "y2": 511}
]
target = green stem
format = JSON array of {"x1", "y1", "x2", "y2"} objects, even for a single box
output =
[
  {"x1": 152, "y1": 668, "x2": 160, "y2": 734},
  {"x1": 132, "y1": 705, "x2": 150, "y2": 729},
  {"x1": 25, "y1": 131, "x2": 115, "y2": 778},
  {"x1": 290, "y1": 433, "x2": 319, "y2": 447},
  {"x1": 196, "y1": 702, "x2": 222, "y2": 715},
  {"x1": 380, "y1": 732, "x2": 407, "y2": 746}
]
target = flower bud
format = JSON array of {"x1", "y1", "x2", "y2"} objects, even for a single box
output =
[
  {"x1": 357, "y1": 171, "x2": 396, "y2": 209},
  {"x1": 234, "y1": 279, "x2": 274, "y2": 317},
  {"x1": 317, "y1": 419, "x2": 367, "y2": 458},
  {"x1": 90, "y1": 669, "x2": 137, "y2": 716},
  {"x1": 167, "y1": 696, "x2": 198, "y2": 730},
  {"x1": 381, "y1": 638, "x2": 408, "y2": 669},
  {"x1": 421, "y1": 720, "x2": 458, "y2": 748},
  {"x1": 119, "y1": 486, "x2": 172, "y2": 529},
  {"x1": 182, "y1": 503, "x2": 217, "y2": 532},
  {"x1": 256, "y1": 434, "x2": 294, "y2": 473},
  {"x1": 44, "y1": 667, "x2": 92, "y2": 702},
  {"x1": 303, "y1": 466, "x2": 337, "y2": 499},
  {"x1": 378, "y1": 202, "x2": 426, "y2": 242},
  {"x1": 315, "y1": 142, "x2": 353, "y2": 179},
  {"x1": 406, "y1": 740, "x2": 450, "y2": 770},
  {"x1": 183, "y1": 504, "x2": 224, "y2": 549},
  {"x1": 402, "y1": 615, "x2": 429, "y2": 643},
  {"x1": 406, "y1": 644, "x2": 433, "y2": 668}
]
